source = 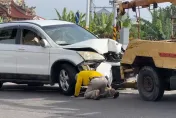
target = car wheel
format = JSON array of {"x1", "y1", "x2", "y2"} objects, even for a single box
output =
[
  {"x1": 137, "y1": 66, "x2": 164, "y2": 101},
  {"x1": 58, "y1": 64, "x2": 77, "y2": 96}
]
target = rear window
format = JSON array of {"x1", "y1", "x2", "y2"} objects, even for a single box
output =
[{"x1": 0, "y1": 28, "x2": 17, "y2": 44}]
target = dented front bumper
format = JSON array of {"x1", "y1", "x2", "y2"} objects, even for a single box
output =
[{"x1": 77, "y1": 61, "x2": 121, "y2": 85}]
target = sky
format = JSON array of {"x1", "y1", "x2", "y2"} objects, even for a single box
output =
[{"x1": 25, "y1": 0, "x2": 171, "y2": 21}]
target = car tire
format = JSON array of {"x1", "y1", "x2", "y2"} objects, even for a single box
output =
[
  {"x1": 58, "y1": 64, "x2": 77, "y2": 96},
  {"x1": 137, "y1": 66, "x2": 164, "y2": 101}
]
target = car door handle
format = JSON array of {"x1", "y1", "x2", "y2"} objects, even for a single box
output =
[{"x1": 18, "y1": 48, "x2": 25, "y2": 51}]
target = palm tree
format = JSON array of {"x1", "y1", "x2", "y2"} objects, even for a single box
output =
[
  {"x1": 139, "y1": 7, "x2": 171, "y2": 40},
  {"x1": 0, "y1": 17, "x2": 3, "y2": 23},
  {"x1": 54, "y1": 8, "x2": 133, "y2": 39},
  {"x1": 117, "y1": 13, "x2": 132, "y2": 29},
  {"x1": 89, "y1": 12, "x2": 114, "y2": 38},
  {"x1": 55, "y1": 8, "x2": 86, "y2": 27}
]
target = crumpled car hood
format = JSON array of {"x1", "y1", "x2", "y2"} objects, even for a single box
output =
[{"x1": 62, "y1": 38, "x2": 122, "y2": 54}]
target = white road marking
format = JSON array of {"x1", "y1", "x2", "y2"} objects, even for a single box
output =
[
  {"x1": 3, "y1": 82, "x2": 17, "y2": 85},
  {"x1": 76, "y1": 112, "x2": 101, "y2": 116},
  {"x1": 54, "y1": 108, "x2": 80, "y2": 111},
  {"x1": 119, "y1": 90, "x2": 176, "y2": 95},
  {"x1": 71, "y1": 97, "x2": 85, "y2": 100}
]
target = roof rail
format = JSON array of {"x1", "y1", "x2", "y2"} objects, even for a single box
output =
[{"x1": 0, "y1": 21, "x2": 42, "y2": 28}]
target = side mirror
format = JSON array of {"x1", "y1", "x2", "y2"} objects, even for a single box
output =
[{"x1": 40, "y1": 39, "x2": 50, "y2": 48}]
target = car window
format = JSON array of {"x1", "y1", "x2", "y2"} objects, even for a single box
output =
[
  {"x1": 22, "y1": 29, "x2": 42, "y2": 46},
  {"x1": 0, "y1": 28, "x2": 17, "y2": 44}
]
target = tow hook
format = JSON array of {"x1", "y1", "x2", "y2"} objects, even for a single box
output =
[{"x1": 112, "y1": 80, "x2": 137, "y2": 90}]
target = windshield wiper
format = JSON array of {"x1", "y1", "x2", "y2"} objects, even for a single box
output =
[{"x1": 58, "y1": 44, "x2": 70, "y2": 46}]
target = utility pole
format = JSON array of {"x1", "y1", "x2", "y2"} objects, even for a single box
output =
[
  {"x1": 171, "y1": 8, "x2": 174, "y2": 39},
  {"x1": 110, "y1": 0, "x2": 117, "y2": 40},
  {"x1": 90, "y1": 0, "x2": 93, "y2": 18},
  {"x1": 86, "y1": 0, "x2": 90, "y2": 30},
  {"x1": 113, "y1": 0, "x2": 117, "y2": 40}
]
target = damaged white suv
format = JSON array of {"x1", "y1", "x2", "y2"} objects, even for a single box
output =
[{"x1": 0, "y1": 20, "x2": 122, "y2": 95}]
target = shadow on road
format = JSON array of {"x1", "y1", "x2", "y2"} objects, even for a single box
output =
[
  {"x1": 1, "y1": 84, "x2": 176, "y2": 118},
  {"x1": 1, "y1": 84, "x2": 176, "y2": 101},
  {"x1": 0, "y1": 84, "x2": 105, "y2": 118},
  {"x1": 0, "y1": 84, "x2": 62, "y2": 99}
]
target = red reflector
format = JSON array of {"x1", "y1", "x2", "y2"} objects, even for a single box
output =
[{"x1": 159, "y1": 53, "x2": 176, "y2": 58}]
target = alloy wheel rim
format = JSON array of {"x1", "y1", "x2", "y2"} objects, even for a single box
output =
[{"x1": 59, "y1": 69, "x2": 69, "y2": 91}]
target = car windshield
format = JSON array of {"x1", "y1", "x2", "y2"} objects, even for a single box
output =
[{"x1": 42, "y1": 24, "x2": 98, "y2": 45}]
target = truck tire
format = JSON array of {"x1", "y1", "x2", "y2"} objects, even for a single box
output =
[
  {"x1": 137, "y1": 66, "x2": 164, "y2": 101},
  {"x1": 58, "y1": 64, "x2": 77, "y2": 96}
]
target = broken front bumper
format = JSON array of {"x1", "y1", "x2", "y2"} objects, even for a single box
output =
[
  {"x1": 78, "y1": 61, "x2": 137, "y2": 89},
  {"x1": 77, "y1": 61, "x2": 119, "y2": 86},
  {"x1": 106, "y1": 62, "x2": 124, "y2": 84}
]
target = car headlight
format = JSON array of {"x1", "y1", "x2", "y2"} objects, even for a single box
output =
[{"x1": 77, "y1": 51, "x2": 105, "y2": 60}]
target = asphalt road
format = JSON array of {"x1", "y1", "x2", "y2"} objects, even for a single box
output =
[{"x1": 0, "y1": 83, "x2": 176, "y2": 118}]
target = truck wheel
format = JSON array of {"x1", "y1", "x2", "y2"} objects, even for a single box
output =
[
  {"x1": 58, "y1": 64, "x2": 77, "y2": 96},
  {"x1": 137, "y1": 66, "x2": 164, "y2": 101}
]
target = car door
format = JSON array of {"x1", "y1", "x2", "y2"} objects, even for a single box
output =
[
  {"x1": 16, "y1": 26, "x2": 50, "y2": 80},
  {"x1": 0, "y1": 26, "x2": 19, "y2": 75}
]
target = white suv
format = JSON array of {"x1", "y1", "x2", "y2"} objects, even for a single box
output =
[{"x1": 0, "y1": 20, "x2": 122, "y2": 95}]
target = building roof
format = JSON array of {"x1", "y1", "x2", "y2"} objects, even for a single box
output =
[
  {"x1": 0, "y1": 0, "x2": 11, "y2": 3},
  {"x1": 11, "y1": 20, "x2": 74, "y2": 26},
  {"x1": 10, "y1": 3, "x2": 34, "y2": 19},
  {"x1": 0, "y1": 0, "x2": 35, "y2": 19},
  {"x1": 33, "y1": 16, "x2": 45, "y2": 20},
  {"x1": 96, "y1": 8, "x2": 111, "y2": 15}
]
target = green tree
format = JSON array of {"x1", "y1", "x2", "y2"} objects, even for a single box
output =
[
  {"x1": 140, "y1": 7, "x2": 172, "y2": 40},
  {"x1": 0, "y1": 17, "x2": 3, "y2": 23},
  {"x1": 90, "y1": 12, "x2": 114, "y2": 38},
  {"x1": 55, "y1": 8, "x2": 86, "y2": 26}
]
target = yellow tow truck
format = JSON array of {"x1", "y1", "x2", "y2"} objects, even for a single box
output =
[{"x1": 118, "y1": 0, "x2": 176, "y2": 101}]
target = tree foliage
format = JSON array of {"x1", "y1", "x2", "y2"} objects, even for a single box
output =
[{"x1": 55, "y1": 5, "x2": 175, "y2": 40}]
